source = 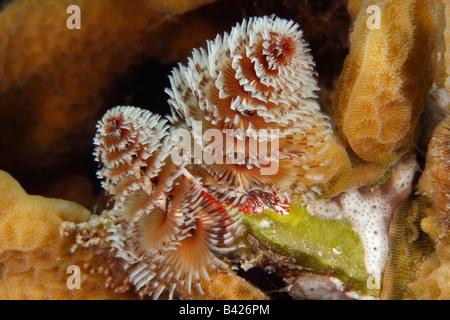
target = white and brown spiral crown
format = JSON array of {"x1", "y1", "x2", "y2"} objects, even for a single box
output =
[
  {"x1": 93, "y1": 106, "x2": 170, "y2": 205},
  {"x1": 94, "y1": 106, "x2": 242, "y2": 299},
  {"x1": 166, "y1": 16, "x2": 350, "y2": 202},
  {"x1": 167, "y1": 16, "x2": 321, "y2": 132},
  {"x1": 110, "y1": 176, "x2": 242, "y2": 299},
  {"x1": 93, "y1": 15, "x2": 352, "y2": 299}
]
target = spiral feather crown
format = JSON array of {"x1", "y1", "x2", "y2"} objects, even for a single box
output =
[
  {"x1": 93, "y1": 16, "x2": 351, "y2": 299},
  {"x1": 166, "y1": 15, "x2": 350, "y2": 201}
]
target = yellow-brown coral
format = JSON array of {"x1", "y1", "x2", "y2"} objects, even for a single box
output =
[
  {"x1": 0, "y1": 0, "x2": 216, "y2": 178},
  {"x1": 434, "y1": 0, "x2": 450, "y2": 109},
  {"x1": 417, "y1": 116, "x2": 450, "y2": 215},
  {"x1": 405, "y1": 116, "x2": 450, "y2": 299},
  {"x1": 144, "y1": 0, "x2": 216, "y2": 14},
  {"x1": 333, "y1": 0, "x2": 444, "y2": 161},
  {"x1": 381, "y1": 197, "x2": 434, "y2": 300},
  {"x1": 0, "y1": 170, "x2": 135, "y2": 299},
  {"x1": 180, "y1": 269, "x2": 268, "y2": 300},
  {"x1": 347, "y1": 0, "x2": 363, "y2": 20}
]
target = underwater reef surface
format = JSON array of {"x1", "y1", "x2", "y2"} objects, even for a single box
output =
[{"x1": 1, "y1": 0, "x2": 450, "y2": 300}]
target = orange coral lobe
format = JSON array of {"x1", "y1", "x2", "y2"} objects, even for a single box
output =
[
  {"x1": 0, "y1": 171, "x2": 136, "y2": 299},
  {"x1": 333, "y1": 0, "x2": 445, "y2": 161}
]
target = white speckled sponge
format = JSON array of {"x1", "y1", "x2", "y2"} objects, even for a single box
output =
[{"x1": 307, "y1": 155, "x2": 418, "y2": 283}]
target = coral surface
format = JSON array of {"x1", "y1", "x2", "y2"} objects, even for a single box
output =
[
  {"x1": 179, "y1": 269, "x2": 268, "y2": 300},
  {"x1": 287, "y1": 272, "x2": 352, "y2": 300},
  {"x1": 406, "y1": 116, "x2": 450, "y2": 299},
  {"x1": 0, "y1": 0, "x2": 166, "y2": 173},
  {"x1": 435, "y1": 1, "x2": 450, "y2": 110},
  {"x1": 333, "y1": 0, "x2": 444, "y2": 161},
  {"x1": 380, "y1": 197, "x2": 433, "y2": 300},
  {"x1": 145, "y1": 0, "x2": 216, "y2": 14},
  {"x1": 0, "y1": 170, "x2": 135, "y2": 299}
]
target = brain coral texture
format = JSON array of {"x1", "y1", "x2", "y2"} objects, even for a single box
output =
[
  {"x1": 0, "y1": 170, "x2": 136, "y2": 299},
  {"x1": 408, "y1": 116, "x2": 450, "y2": 299},
  {"x1": 333, "y1": 0, "x2": 444, "y2": 161}
]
